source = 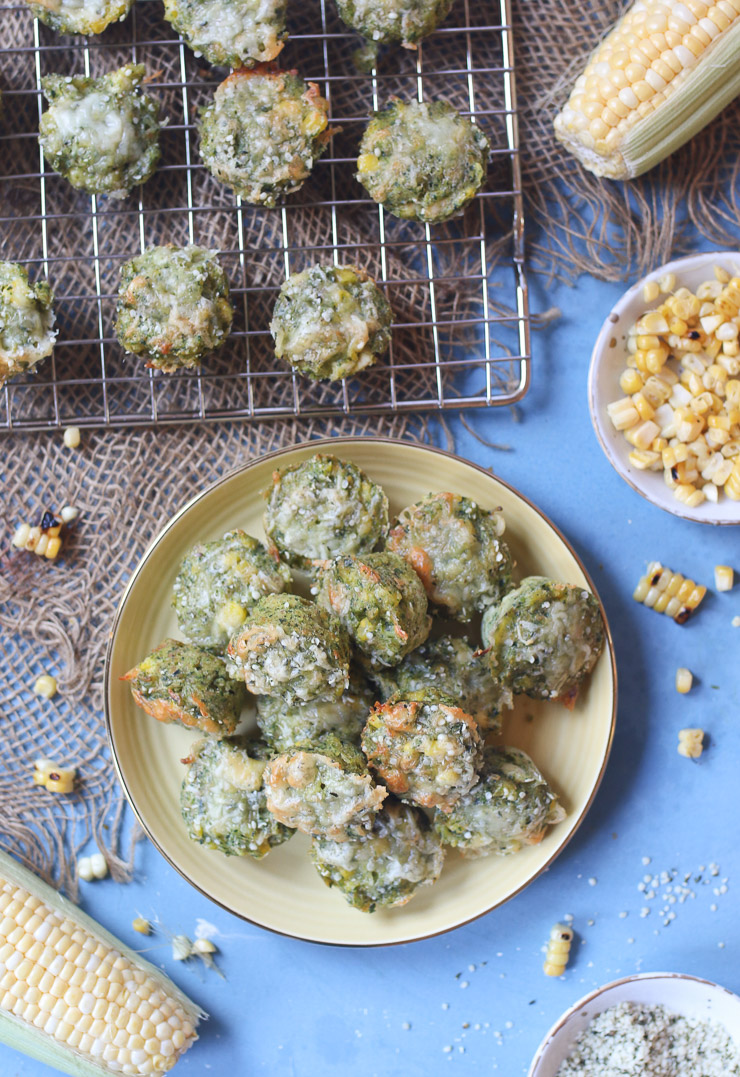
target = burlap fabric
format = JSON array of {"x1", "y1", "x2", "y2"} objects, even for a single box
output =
[{"x1": 2, "y1": 0, "x2": 740, "y2": 890}]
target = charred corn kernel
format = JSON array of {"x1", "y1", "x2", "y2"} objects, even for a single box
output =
[
  {"x1": 620, "y1": 369, "x2": 644, "y2": 394},
  {"x1": 675, "y1": 667, "x2": 693, "y2": 694},
  {"x1": 44, "y1": 768, "x2": 76, "y2": 795},
  {"x1": 678, "y1": 728, "x2": 704, "y2": 758},
  {"x1": 714, "y1": 565, "x2": 734, "y2": 591},
  {"x1": 32, "y1": 758, "x2": 56, "y2": 786},
  {"x1": 543, "y1": 924, "x2": 573, "y2": 977},
  {"x1": 0, "y1": 849, "x2": 202, "y2": 1073},
  {"x1": 33, "y1": 675, "x2": 57, "y2": 700},
  {"x1": 357, "y1": 153, "x2": 379, "y2": 172},
  {"x1": 132, "y1": 918, "x2": 151, "y2": 935},
  {"x1": 62, "y1": 426, "x2": 81, "y2": 449},
  {"x1": 633, "y1": 561, "x2": 707, "y2": 623}
]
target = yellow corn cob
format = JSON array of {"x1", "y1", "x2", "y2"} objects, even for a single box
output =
[
  {"x1": 554, "y1": 0, "x2": 740, "y2": 179},
  {"x1": 633, "y1": 560, "x2": 707, "y2": 622},
  {"x1": 0, "y1": 850, "x2": 203, "y2": 1076}
]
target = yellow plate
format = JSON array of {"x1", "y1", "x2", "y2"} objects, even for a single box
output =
[{"x1": 105, "y1": 438, "x2": 616, "y2": 946}]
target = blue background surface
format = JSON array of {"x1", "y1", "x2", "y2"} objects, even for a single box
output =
[{"x1": 4, "y1": 248, "x2": 739, "y2": 1076}]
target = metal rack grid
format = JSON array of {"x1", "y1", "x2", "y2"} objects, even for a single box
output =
[{"x1": 0, "y1": 0, "x2": 529, "y2": 432}]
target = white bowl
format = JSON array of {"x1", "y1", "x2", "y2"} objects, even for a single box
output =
[
  {"x1": 588, "y1": 250, "x2": 740, "y2": 525},
  {"x1": 528, "y1": 972, "x2": 740, "y2": 1076}
]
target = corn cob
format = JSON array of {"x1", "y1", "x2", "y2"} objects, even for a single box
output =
[
  {"x1": 554, "y1": 0, "x2": 740, "y2": 179},
  {"x1": 633, "y1": 560, "x2": 707, "y2": 622},
  {"x1": 0, "y1": 849, "x2": 203, "y2": 1076}
]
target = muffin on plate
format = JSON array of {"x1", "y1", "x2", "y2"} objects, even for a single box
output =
[{"x1": 256, "y1": 665, "x2": 374, "y2": 752}]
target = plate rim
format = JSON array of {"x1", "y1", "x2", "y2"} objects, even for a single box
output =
[
  {"x1": 104, "y1": 435, "x2": 618, "y2": 948},
  {"x1": 587, "y1": 249, "x2": 740, "y2": 527}
]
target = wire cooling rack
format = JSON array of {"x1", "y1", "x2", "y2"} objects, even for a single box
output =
[{"x1": 0, "y1": 0, "x2": 529, "y2": 431}]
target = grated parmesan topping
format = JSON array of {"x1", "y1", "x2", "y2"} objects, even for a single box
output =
[{"x1": 557, "y1": 1001, "x2": 740, "y2": 1077}]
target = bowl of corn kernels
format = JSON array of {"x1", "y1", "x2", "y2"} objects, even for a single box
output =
[{"x1": 589, "y1": 251, "x2": 740, "y2": 525}]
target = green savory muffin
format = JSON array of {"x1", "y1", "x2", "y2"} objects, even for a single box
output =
[
  {"x1": 311, "y1": 798, "x2": 444, "y2": 912},
  {"x1": 263, "y1": 453, "x2": 389, "y2": 570},
  {"x1": 372, "y1": 634, "x2": 511, "y2": 734},
  {"x1": 115, "y1": 245, "x2": 233, "y2": 372},
  {"x1": 315, "y1": 552, "x2": 431, "y2": 668},
  {"x1": 24, "y1": 0, "x2": 133, "y2": 35},
  {"x1": 39, "y1": 64, "x2": 162, "y2": 199},
  {"x1": 122, "y1": 638, "x2": 247, "y2": 736},
  {"x1": 362, "y1": 690, "x2": 483, "y2": 812},
  {"x1": 180, "y1": 736, "x2": 292, "y2": 859},
  {"x1": 198, "y1": 67, "x2": 332, "y2": 207},
  {"x1": 263, "y1": 732, "x2": 387, "y2": 840},
  {"x1": 334, "y1": 0, "x2": 453, "y2": 47},
  {"x1": 0, "y1": 263, "x2": 56, "y2": 387},
  {"x1": 433, "y1": 746, "x2": 565, "y2": 857},
  {"x1": 387, "y1": 491, "x2": 513, "y2": 622},
  {"x1": 256, "y1": 665, "x2": 374, "y2": 751},
  {"x1": 172, "y1": 529, "x2": 292, "y2": 651},
  {"x1": 270, "y1": 264, "x2": 391, "y2": 382},
  {"x1": 227, "y1": 594, "x2": 351, "y2": 705},
  {"x1": 481, "y1": 576, "x2": 605, "y2": 706},
  {"x1": 356, "y1": 99, "x2": 489, "y2": 224},
  {"x1": 162, "y1": 0, "x2": 286, "y2": 70}
]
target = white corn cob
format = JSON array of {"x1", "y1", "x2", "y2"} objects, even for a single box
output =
[
  {"x1": 0, "y1": 850, "x2": 204, "y2": 1075},
  {"x1": 554, "y1": 0, "x2": 740, "y2": 179}
]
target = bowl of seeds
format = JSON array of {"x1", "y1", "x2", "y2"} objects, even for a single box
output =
[{"x1": 528, "y1": 971, "x2": 740, "y2": 1077}]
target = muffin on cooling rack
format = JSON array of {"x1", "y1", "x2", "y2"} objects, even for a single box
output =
[
  {"x1": 163, "y1": 0, "x2": 287, "y2": 70},
  {"x1": 433, "y1": 745, "x2": 565, "y2": 857},
  {"x1": 311, "y1": 798, "x2": 445, "y2": 912},
  {"x1": 315, "y1": 552, "x2": 431, "y2": 668},
  {"x1": 270, "y1": 264, "x2": 392, "y2": 382},
  {"x1": 38, "y1": 64, "x2": 162, "y2": 199},
  {"x1": 227, "y1": 594, "x2": 352, "y2": 705},
  {"x1": 115, "y1": 245, "x2": 234, "y2": 372},
  {"x1": 172, "y1": 529, "x2": 292, "y2": 652},
  {"x1": 0, "y1": 262, "x2": 56, "y2": 388},
  {"x1": 180, "y1": 736, "x2": 293, "y2": 859},
  {"x1": 334, "y1": 0, "x2": 453, "y2": 49},
  {"x1": 262, "y1": 453, "x2": 389, "y2": 569},
  {"x1": 25, "y1": 0, "x2": 133, "y2": 35},
  {"x1": 356, "y1": 99, "x2": 489, "y2": 224},
  {"x1": 387, "y1": 491, "x2": 513, "y2": 622},
  {"x1": 198, "y1": 67, "x2": 333, "y2": 207},
  {"x1": 481, "y1": 576, "x2": 605, "y2": 707}
]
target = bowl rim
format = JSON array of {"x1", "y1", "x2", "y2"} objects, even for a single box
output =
[
  {"x1": 587, "y1": 249, "x2": 740, "y2": 527},
  {"x1": 527, "y1": 970, "x2": 740, "y2": 1075},
  {"x1": 104, "y1": 435, "x2": 618, "y2": 947}
]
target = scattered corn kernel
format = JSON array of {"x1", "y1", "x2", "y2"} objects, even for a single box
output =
[
  {"x1": 609, "y1": 266, "x2": 740, "y2": 508},
  {"x1": 132, "y1": 917, "x2": 152, "y2": 935},
  {"x1": 633, "y1": 562, "x2": 707, "y2": 624},
  {"x1": 78, "y1": 854, "x2": 108, "y2": 882},
  {"x1": 33, "y1": 758, "x2": 76, "y2": 794},
  {"x1": 675, "y1": 668, "x2": 693, "y2": 694},
  {"x1": 543, "y1": 924, "x2": 573, "y2": 977},
  {"x1": 60, "y1": 505, "x2": 79, "y2": 523},
  {"x1": 11, "y1": 510, "x2": 68, "y2": 560},
  {"x1": 193, "y1": 938, "x2": 217, "y2": 955},
  {"x1": 677, "y1": 728, "x2": 704, "y2": 759},
  {"x1": 172, "y1": 935, "x2": 193, "y2": 961},
  {"x1": 714, "y1": 565, "x2": 734, "y2": 592},
  {"x1": 63, "y1": 426, "x2": 81, "y2": 449},
  {"x1": 33, "y1": 674, "x2": 57, "y2": 700}
]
